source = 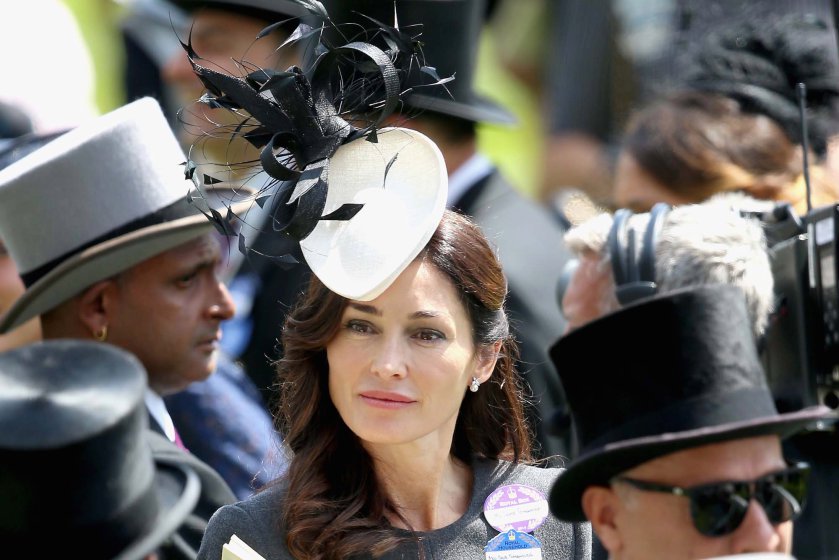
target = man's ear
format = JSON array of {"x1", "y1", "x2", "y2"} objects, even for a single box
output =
[
  {"x1": 582, "y1": 486, "x2": 624, "y2": 555},
  {"x1": 77, "y1": 279, "x2": 118, "y2": 337},
  {"x1": 474, "y1": 340, "x2": 502, "y2": 384}
]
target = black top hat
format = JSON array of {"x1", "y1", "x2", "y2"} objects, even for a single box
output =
[
  {"x1": 168, "y1": 0, "x2": 308, "y2": 21},
  {"x1": 547, "y1": 284, "x2": 835, "y2": 522},
  {"x1": 321, "y1": 0, "x2": 515, "y2": 125},
  {"x1": 0, "y1": 340, "x2": 201, "y2": 559}
]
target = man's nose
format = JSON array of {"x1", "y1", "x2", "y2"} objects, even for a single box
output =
[
  {"x1": 728, "y1": 499, "x2": 787, "y2": 554},
  {"x1": 209, "y1": 281, "x2": 236, "y2": 320},
  {"x1": 160, "y1": 49, "x2": 200, "y2": 87}
]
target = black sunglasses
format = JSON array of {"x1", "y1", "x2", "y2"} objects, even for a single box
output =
[{"x1": 613, "y1": 462, "x2": 810, "y2": 537}]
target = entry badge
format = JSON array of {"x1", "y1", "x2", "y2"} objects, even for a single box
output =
[
  {"x1": 484, "y1": 529, "x2": 543, "y2": 560},
  {"x1": 483, "y1": 484, "x2": 549, "y2": 533}
]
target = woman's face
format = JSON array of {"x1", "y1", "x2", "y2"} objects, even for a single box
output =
[
  {"x1": 326, "y1": 259, "x2": 496, "y2": 449},
  {"x1": 613, "y1": 153, "x2": 693, "y2": 212}
]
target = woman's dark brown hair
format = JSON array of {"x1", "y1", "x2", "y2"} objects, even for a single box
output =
[
  {"x1": 275, "y1": 209, "x2": 531, "y2": 560},
  {"x1": 622, "y1": 90, "x2": 839, "y2": 212}
]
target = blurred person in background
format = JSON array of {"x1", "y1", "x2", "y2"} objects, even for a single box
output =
[
  {"x1": 559, "y1": 194, "x2": 774, "y2": 336},
  {"x1": 532, "y1": 0, "x2": 835, "y2": 219},
  {"x1": 613, "y1": 12, "x2": 839, "y2": 214},
  {"x1": 153, "y1": 0, "x2": 313, "y2": 407},
  {"x1": 0, "y1": 102, "x2": 43, "y2": 353}
]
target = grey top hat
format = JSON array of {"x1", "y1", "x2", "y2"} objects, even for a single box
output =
[
  {"x1": 547, "y1": 284, "x2": 836, "y2": 522},
  {"x1": 0, "y1": 97, "x2": 250, "y2": 333},
  {"x1": 0, "y1": 339, "x2": 201, "y2": 559}
]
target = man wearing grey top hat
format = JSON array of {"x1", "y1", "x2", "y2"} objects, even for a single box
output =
[
  {"x1": 322, "y1": 0, "x2": 576, "y2": 461},
  {"x1": 0, "y1": 96, "x2": 243, "y2": 559}
]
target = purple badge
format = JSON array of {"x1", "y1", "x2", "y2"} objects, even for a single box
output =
[{"x1": 483, "y1": 484, "x2": 549, "y2": 533}]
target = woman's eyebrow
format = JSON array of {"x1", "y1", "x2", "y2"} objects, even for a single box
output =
[
  {"x1": 411, "y1": 310, "x2": 441, "y2": 320},
  {"x1": 347, "y1": 302, "x2": 381, "y2": 316}
]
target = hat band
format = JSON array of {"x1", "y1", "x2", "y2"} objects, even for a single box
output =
[
  {"x1": 582, "y1": 387, "x2": 778, "y2": 454},
  {"x1": 20, "y1": 196, "x2": 200, "y2": 288}
]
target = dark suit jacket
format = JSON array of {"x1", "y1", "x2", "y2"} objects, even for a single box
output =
[
  {"x1": 146, "y1": 426, "x2": 237, "y2": 559},
  {"x1": 454, "y1": 168, "x2": 575, "y2": 459},
  {"x1": 231, "y1": 226, "x2": 312, "y2": 409}
]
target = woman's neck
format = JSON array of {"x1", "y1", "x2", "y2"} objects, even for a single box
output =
[{"x1": 367, "y1": 442, "x2": 474, "y2": 532}]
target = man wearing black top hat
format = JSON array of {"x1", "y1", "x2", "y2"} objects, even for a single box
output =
[
  {"x1": 547, "y1": 284, "x2": 836, "y2": 559},
  {"x1": 322, "y1": 0, "x2": 576, "y2": 460}
]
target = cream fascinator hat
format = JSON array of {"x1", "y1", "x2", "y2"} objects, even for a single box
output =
[{"x1": 180, "y1": 0, "x2": 450, "y2": 300}]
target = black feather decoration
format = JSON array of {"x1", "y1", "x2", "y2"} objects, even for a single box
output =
[{"x1": 180, "y1": 0, "x2": 453, "y2": 264}]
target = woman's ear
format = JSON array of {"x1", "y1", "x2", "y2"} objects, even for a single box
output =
[{"x1": 474, "y1": 339, "x2": 502, "y2": 384}]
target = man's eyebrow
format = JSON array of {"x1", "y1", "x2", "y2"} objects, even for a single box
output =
[{"x1": 347, "y1": 302, "x2": 381, "y2": 316}]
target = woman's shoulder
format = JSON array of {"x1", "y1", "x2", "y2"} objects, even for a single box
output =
[{"x1": 197, "y1": 482, "x2": 291, "y2": 560}]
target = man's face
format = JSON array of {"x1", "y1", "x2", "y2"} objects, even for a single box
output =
[
  {"x1": 161, "y1": 8, "x2": 299, "y2": 161},
  {"x1": 585, "y1": 436, "x2": 793, "y2": 560},
  {"x1": 106, "y1": 233, "x2": 235, "y2": 395}
]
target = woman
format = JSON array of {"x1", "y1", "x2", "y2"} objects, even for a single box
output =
[
  {"x1": 613, "y1": 90, "x2": 839, "y2": 214},
  {"x1": 196, "y1": 210, "x2": 592, "y2": 559},
  {"x1": 613, "y1": 13, "x2": 839, "y2": 214}
]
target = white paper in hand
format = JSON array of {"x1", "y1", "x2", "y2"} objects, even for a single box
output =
[{"x1": 221, "y1": 534, "x2": 266, "y2": 560}]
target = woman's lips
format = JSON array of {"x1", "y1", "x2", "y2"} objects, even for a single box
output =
[{"x1": 359, "y1": 391, "x2": 416, "y2": 409}]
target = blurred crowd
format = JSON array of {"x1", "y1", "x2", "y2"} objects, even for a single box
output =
[{"x1": 2, "y1": 1, "x2": 839, "y2": 559}]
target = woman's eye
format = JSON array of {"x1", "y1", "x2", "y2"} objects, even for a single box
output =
[
  {"x1": 416, "y1": 329, "x2": 445, "y2": 342},
  {"x1": 345, "y1": 320, "x2": 372, "y2": 334}
]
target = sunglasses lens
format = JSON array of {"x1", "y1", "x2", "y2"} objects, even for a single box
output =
[
  {"x1": 690, "y1": 466, "x2": 810, "y2": 537},
  {"x1": 757, "y1": 468, "x2": 809, "y2": 524},
  {"x1": 690, "y1": 482, "x2": 750, "y2": 537}
]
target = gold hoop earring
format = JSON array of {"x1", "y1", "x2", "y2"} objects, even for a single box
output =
[{"x1": 94, "y1": 326, "x2": 108, "y2": 342}]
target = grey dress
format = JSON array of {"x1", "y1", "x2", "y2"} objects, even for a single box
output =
[{"x1": 197, "y1": 458, "x2": 592, "y2": 559}]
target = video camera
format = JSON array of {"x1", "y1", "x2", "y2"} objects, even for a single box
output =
[
  {"x1": 754, "y1": 193, "x2": 839, "y2": 414},
  {"x1": 748, "y1": 81, "x2": 839, "y2": 414}
]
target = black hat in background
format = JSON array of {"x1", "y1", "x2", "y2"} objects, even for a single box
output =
[
  {"x1": 547, "y1": 284, "x2": 835, "y2": 522},
  {"x1": 168, "y1": 0, "x2": 308, "y2": 22},
  {"x1": 0, "y1": 339, "x2": 200, "y2": 559},
  {"x1": 682, "y1": 13, "x2": 839, "y2": 155},
  {"x1": 321, "y1": 0, "x2": 515, "y2": 125}
]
